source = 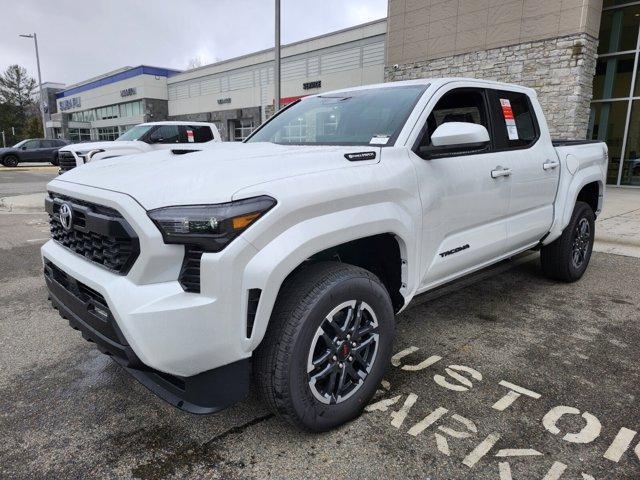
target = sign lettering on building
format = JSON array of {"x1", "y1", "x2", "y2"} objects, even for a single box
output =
[
  {"x1": 217, "y1": 97, "x2": 231, "y2": 105},
  {"x1": 303, "y1": 80, "x2": 321, "y2": 90},
  {"x1": 121, "y1": 87, "x2": 137, "y2": 97},
  {"x1": 59, "y1": 97, "x2": 81, "y2": 111}
]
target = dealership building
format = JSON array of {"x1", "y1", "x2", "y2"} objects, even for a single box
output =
[
  {"x1": 50, "y1": 1, "x2": 640, "y2": 186},
  {"x1": 165, "y1": 20, "x2": 386, "y2": 141},
  {"x1": 49, "y1": 65, "x2": 181, "y2": 142}
]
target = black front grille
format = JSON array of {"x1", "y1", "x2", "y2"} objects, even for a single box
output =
[
  {"x1": 58, "y1": 151, "x2": 77, "y2": 172},
  {"x1": 46, "y1": 193, "x2": 140, "y2": 274},
  {"x1": 179, "y1": 246, "x2": 204, "y2": 293}
]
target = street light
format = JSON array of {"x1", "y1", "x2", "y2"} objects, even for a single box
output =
[
  {"x1": 274, "y1": 0, "x2": 281, "y2": 112},
  {"x1": 19, "y1": 33, "x2": 47, "y2": 139}
]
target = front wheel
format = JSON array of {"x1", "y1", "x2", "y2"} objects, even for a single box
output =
[
  {"x1": 2, "y1": 155, "x2": 18, "y2": 168},
  {"x1": 254, "y1": 262, "x2": 395, "y2": 431},
  {"x1": 541, "y1": 201, "x2": 595, "y2": 282}
]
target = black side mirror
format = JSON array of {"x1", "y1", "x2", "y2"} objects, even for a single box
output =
[
  {"x1": 21, "y1": 146, "x2": 27, "y2": 150},
  {"x1": 417, "y1": 141, "x2": 490, "y2": 160}
]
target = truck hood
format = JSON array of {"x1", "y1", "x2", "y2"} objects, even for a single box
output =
[
  {"x1": 61, "y1": 140, "x2": 148, "y2": 153},
  {"x1": 52, "y1": 142, "x2": 380, "y2": 210}
]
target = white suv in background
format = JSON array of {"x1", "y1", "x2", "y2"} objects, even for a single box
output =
[{"x1": 57, "y1": 121, "x2": 221, "y2": 173}]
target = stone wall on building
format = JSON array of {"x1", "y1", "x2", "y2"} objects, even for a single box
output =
[
  {"x1": 143, "y1": 98, "x2": 169, "y2": 123},
  {"x1": 385, "y1": 33, "x2": 599, "y2": 140},
  {"x1": 168, "y1": 107, "x2": 262, "y2": 141}
]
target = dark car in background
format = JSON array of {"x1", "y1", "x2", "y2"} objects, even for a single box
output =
[{"x1": 0, "y1": 138, "x2": 69, "y2": 167}]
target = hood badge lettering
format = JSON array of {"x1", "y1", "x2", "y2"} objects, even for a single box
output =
[{"x1": 344, "y1": 151, "x2": 377, "y2": 161}]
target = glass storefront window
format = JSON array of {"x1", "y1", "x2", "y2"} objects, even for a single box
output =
[
  {"x1": 592, "y1": 3, "x2": 640, "y2": 185},
  {"x1": 97, "y1": 126, "x2": 119, "y2": 141},
  {"x1": 599, "y1": 5, "x2": 640, "y2": 54},
  {"x1": 620, "y1": 100, "x2": 640, "y2": 186},
  {"x1": 68, "y1": 128, "x2": 91, "y2": 142},
  {"x1": 604, "y1": 0, "x2": 632, "y2": 6},
  {"x1": 132, "y1": 101, "x2": 141, "y2": 116},
  {"x1": 589, "y1": 101, "x2": 628, "y2": 184},
  {"x1": 593, "y1": 54, "x2": 635, "y2": 99},
  {"x1": 232, "y1": 119, "x2": 254, "y2": 141}
]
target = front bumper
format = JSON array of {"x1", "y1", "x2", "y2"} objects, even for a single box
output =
[
  {"x1": 40, "y1": 180, "x2": 265, "y2": 413},
  {"x1": 44, "y1": 258, "x2": 249, "y2": 413}
]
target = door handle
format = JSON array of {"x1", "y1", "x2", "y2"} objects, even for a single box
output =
[
  {"x1": 491, "y1": 166, "x2": 512, "y2": 178},
  {"x1": 543, "y1": 160, "x2": 560, "y2": 170}
]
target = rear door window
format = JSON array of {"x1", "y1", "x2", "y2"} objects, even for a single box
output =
[{"x1": 488, "y1": 90, "x2": 539, "y2": 150}]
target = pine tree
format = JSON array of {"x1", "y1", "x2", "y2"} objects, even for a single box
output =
[
  {"x1": 24, "y1": 115, "x2": 42, "y2": 139},
  {"x1": 0, "y1": 65, "x2": 38, "y2": 141},
  {"x1": 0, "y1": 65, "x2": 36, "y2": 112}
]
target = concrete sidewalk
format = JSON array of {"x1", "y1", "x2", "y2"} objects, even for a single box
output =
[{"x1": 594, "y1": 187, "x2": 640, "y2": 258}]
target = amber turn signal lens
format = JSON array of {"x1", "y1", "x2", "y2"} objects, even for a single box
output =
[{"x1": 232, "y1": 212, "x2": 261, "y2": 230}]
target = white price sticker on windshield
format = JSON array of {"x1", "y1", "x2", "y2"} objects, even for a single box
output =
[{"x1": 370, "y1": 136, "x2": 389, "y2": 145}]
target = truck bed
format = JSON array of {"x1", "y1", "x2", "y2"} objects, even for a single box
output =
[{"x1": 552, "y1": 139, "x2": 601, "y2": 147}]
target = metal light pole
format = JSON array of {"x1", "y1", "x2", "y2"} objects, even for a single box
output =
[
  {"x1": 274, "y1": 0, "x2": 281, "y2": 112},
  {"x1": 19, "y1": 33, "x2": 47, "y2": 138},
  {"x1": 1, "y1": 131, "x2": 5, "y2": 148}
]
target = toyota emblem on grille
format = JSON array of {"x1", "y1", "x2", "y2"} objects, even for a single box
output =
[{"x1": 59, "y1": 203, "x2": 73, "y2": 231}]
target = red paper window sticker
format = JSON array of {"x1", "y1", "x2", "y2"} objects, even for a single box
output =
[
  {"x1": 500, "y1": 99, "x2": 519, "y2": 141},
  {"x1": 186, "y1": 129, "x2": 195, "y2": 142}
]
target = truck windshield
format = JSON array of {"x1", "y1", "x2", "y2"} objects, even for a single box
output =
[
  {"x1": 246, "y1": 85, "x2": 427, "y2": 146},
  {"x1": 116, "y1": 125, "x2": 153, "y2": 141}
]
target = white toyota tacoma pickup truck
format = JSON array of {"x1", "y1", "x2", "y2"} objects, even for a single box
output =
[
  {"x1": 42, "y1": 78, "x2": 608, "y2": 431},
  {"x1": 57, "y1": 121, "x2": 221, "y2": 173}
]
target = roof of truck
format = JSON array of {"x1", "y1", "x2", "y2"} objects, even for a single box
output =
[
  {"x1": 308, "y1": 77, "x2": 537, "y2": 97},
  {"x1": 138, "y1": 121, "x2": 217, "y2": 127}
]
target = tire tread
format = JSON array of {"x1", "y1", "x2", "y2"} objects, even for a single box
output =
[
  {"x1": 253, "y1": 261, "x2": 388, "y2": 430},
  {"x1": 541, "y1": 201, "x2": 594, "y2": 282}
]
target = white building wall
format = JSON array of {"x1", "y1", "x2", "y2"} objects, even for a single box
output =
[
  {"x1": 167, "y1": 20, "x2": 387, "y2": 117},
  {"x1": 56, "y1": 74, "x2": 169, "y2": 114}
]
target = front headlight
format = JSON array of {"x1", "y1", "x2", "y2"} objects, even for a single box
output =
[{"x1": 148, "y1": 196, "x2": 276, "y2": 252}]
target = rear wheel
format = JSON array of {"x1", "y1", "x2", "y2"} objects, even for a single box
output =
[
  {"x1": 254, "y1": 261, "x2": 395, "y2": 431},
  {"x1": 2, "y1": 155, "x2": 18, "y2": 168},
  {"x1": 541, "y1": 201, "x2": 595, "y2": 282}
]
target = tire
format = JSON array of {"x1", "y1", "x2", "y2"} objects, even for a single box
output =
[
  {"x1": 541, "y1": 201, "x2": 595, "y2": 282},
  {"x1": 2, "y1": 155, "x2": 18, "y2": 168},
  {"x1": 254, "y1": 261, "x2": 395, "y2": 431}
]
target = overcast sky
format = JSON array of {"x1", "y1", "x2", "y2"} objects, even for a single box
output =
[{"x1": 0, "y1": 0, "x2": 387, "y2": 87}]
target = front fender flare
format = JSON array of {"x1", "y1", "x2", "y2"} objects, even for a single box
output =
[{"x1": 241, "y1": 203, "x2": 416, "y2": 352}]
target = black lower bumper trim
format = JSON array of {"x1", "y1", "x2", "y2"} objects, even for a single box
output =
[
  {"x1": 125, "y1": 358, "x2": 250, "y2": 414},
  {"x1": 44, "y1": 261, "x2": 250, "y2": 414}
]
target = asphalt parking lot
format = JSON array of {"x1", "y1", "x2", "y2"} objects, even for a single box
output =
[{"x1": 0, "y1": 170, "x2": 638, "y2": 479}]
